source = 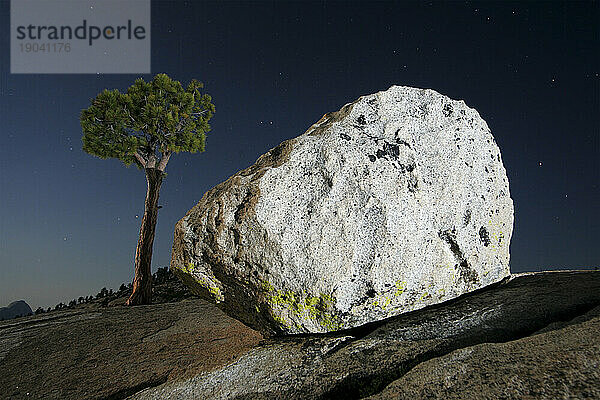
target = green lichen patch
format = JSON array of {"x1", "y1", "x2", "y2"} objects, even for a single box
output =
[
  {"x1": 437, "y1": 288, "x2": 446, "y2": 299},
  {"x1": 174, "y1": 262, "x2": 224, "y2": 303},
  {"x1": 374, "y1": 280, "x2": 407, "y2": 311},
  {"x1": 182, "y1": 262, "x2": 195, "y2": 274},
  {"x1": 260, "y1": 281, "x2": 341, "y2": 332},
  {"x1": 394, "y1": 280, "x2": 407, "y2": 296},
  {"x1": 418, "y1": 291, "x2": 432, "y2": 302}
]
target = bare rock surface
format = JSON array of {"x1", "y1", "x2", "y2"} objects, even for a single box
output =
[
  {"x1": 0, "y1": 298, "x2": 262, "y2": 400},
  {"x1": 130, "y1": 271, "x2": 600, "y2": 400},
  {"x1": 172, "y1": 86, "x2": 514, "y2": 335},
  {"x1": 366, "y1": 305, "x2": 600, "y2": 400}
]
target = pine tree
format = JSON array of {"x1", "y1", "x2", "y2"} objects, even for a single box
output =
[{"x1": 81, "y1": 73, "x2": 215, "y2": 305}]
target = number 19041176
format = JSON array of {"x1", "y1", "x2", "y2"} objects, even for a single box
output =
[{"x1": 19, "y1": 42, "x2": 71, "y2": 52}]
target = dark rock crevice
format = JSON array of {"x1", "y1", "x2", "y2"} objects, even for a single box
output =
[
  {"x1": 438, "y1": 228, "x2": 479, "y2": 285},
  {"x1": 479, "y1": 226, "x2": 491, "y2": 247}
]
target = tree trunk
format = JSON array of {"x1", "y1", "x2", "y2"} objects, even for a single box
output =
[{"x1": 126, "y1": 168, "x2": 164, "y2": 305}]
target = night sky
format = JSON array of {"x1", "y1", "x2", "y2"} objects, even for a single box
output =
[{"x1": 0, "y1": 1, "x2": 598, "y2": 310}]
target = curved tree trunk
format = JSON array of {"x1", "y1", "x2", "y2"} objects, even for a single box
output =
[{"x1": 126, "y1": 168, "x2": 164, "y2": 305}]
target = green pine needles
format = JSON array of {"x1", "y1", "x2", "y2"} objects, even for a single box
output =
[{"x1": 81, "y1": 73, "x2": 215, "y2": 170}]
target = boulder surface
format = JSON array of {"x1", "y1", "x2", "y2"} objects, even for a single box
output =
[{"x1": 171, "y1": 86, "x2": 514, "y2": 335}]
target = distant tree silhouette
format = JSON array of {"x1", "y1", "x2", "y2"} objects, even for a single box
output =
[
  {"x1": 34, "y1": 307, "x2": 45, "y2": 315},
  {"x1": 155, "y1": 266, "x2": 171, "y2": 284},
  {"x1": 119, "y1": 283, "x2": 127, "y2": 292},
  {"x1": 97, "y1": 287, "x2": 109, "y2": 298}
]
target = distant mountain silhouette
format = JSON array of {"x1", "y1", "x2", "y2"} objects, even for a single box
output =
[{"x1": 0, "y1": 300, "x2": 32, "y2": 321}]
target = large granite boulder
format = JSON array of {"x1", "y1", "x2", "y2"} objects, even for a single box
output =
[{"x1": 171, "y1": 86, "x2": 514, "y2": 335}]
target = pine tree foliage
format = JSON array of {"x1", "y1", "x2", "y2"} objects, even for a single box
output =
[{"x1": 80, "y1": 73, "x2": 215, "y2": 169}]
